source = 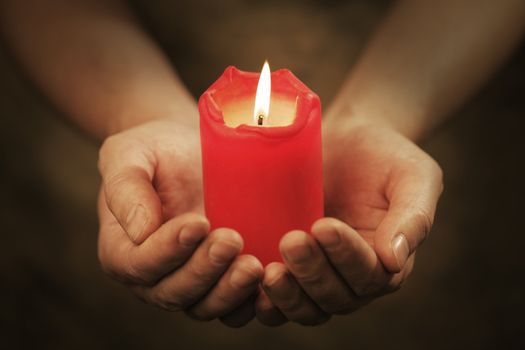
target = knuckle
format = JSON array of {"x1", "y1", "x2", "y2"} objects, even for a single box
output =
[
  {"x1": 230, "y1": 269, "x2": 259, "y2": 290},
  {"x1": 98, "y1": 233, "x2": 156, "y2": 285},
  {"x1": 97, "y1": 230, "x2": 150, "y2": 284},
  {"x1": 157, "y1": 299, "x2": 185, "y2": 312},
  {"x1": 118, "y1": 245, "x2": 150, "y2": 284},
  {"x1": 352, "y1": 280, "x2": 385, "y2": 297},
  {"x1": 412, "y1": 207, "x2": 434, "y2": 241},
  {"x1": 154, "y1": 289, "x2": 192, "y2": 312},
  {"x1": 384, "y1": 281, "x2": 402, "y2": 294},
  {"x1": 131, "y1": 288, "x2": 148, "y2": 304},
  {"x1": 280, "y1": 230, "x2": 310, "y2": 250},
  {"x1": 98, "y1": 135, "x2": 135, "y2": 177},
  {"x1": 310, "y1": 289, "x2": 342, "y2": 312},
  {"x1": 186, "y1": 308, "x2": 215, "y2": 321},
  {"x1": 295, "y1": 269, "x2": 324, "y2": 286},
  {"x1": 97, "y1": 238, "x2": 110, "y2": 271},
  {"x1": 404, "y1": 256, "x2": 416, "y2": 277},
  {"x1": 437, "y1": 166, "x2": 444, "y2": 185},
  {"x1": 430, "y1": 159, "x2": 445, "y2": 194},
  {"x1": 125, "y1": 260, "x2": 154, "y2": 286},
  {"x1": 135, "y1": 285, "x2": 198, "y2": 314},
  {"x1": 207, "y1": 240, "x2": 243, "y2": 267},
  {"x1": 263, "y1": 269, "x2": 288, "y2": 291},
  {"x1": 431, "y1": 158, "x2": 444, "y2": 179},
  {"x1": 187, "y1": 262, "x2": 216, "y2": 284},
  {"x1": 181, "y1": 213, "x2": 210, "y2": 230},
  {"x1": 255, "y1": 303, "x2": 277, "y2": 321},
  {"x1": 311, "y1": 217, "x2": 341, "y2": 233},
  {"x1": 104, "y1": 172, "x2": 128, "y2": 201},
  {"x1": 99, "y1": 134, "x2": 116, "y2": 153},
  {"x1": 214, "y1": 289, "x2": 237, "y2": 307},
  {"x1": 230, "y1": 257, "x2": 263, "y2": 288},
  {"x1": 211, "y1": 229, "x2": 243, "y2": 249},
  {"x1": 98, "y1": 136, "x2": 117, "y2": 171},
  {"x1": 97, "y1": 237, "x2": 120, "y2": 281},
  {"x1": 280, "y1": 294, "x2": 303, "y2": 314},
  {"x1": 98, "y1": 258, "x2": 119, "y2": 281},
  {"x1": 383, "y1": 276, "x2": 404, "y2": 295},
  {"x1": 314, "y1": 289, "x2": 357, "y2": 314}
]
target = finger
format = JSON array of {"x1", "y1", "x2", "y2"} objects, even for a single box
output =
[
  {"x1": 279, "y1": 230, "x2": 359, "y2": 314},
  {"x1": 127, "y1": 213, "x2": 209, "y2": 284},
  {"x1": 186, "y1": 255, "x2": 263, "y2": 321},
  {"x1": 262, "y1": 262, "x2": 330, "y2": 326},
  {"x1": 254, "y1": 288, "x2": 288, "y2": 327},
  {"x1": 382, "y1": 254, "x2": 416, "y2": 295},
  {"x1": 99, "y1": 137, "x2": 162, "y2": 244},
  {"x1": 219, "y1": 293, "x2": 258, "y2": 328},
  {"x1": 375, "y1": 160, "x2": 443, "y2": 272},
  {"x1": 311, "y1": 218, "x2": 389, "y2": 298},
  {"x1": 134, "y1": 228, "x2": 243, "y2": 312},
  {"x1": 98, "y1": 192, "x2": 209, "y2": 284}
]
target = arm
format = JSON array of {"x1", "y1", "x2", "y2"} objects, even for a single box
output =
[
  {"x1": 257, "y1": 0, "x2": 525, "y2": 326},
  {"x1": 327, "y1": 0, "x2": 525, "y2": 140},
  {"x1": 0, "y1": 0, "x2": 196, "y2": 139},
  {"x1": 0, "y1": 0, "x2": 262, "y2": 327}
]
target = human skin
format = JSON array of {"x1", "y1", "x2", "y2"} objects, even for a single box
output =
[
  {"x1": 1, "y1": 0, "x2": 524, "y2": 327},
  {"x1": 255, "y1": 119, "x2": 443, "y2": 325},
  {"x1": 255, "y1": 0, "x2": 525, "y2": 326}
]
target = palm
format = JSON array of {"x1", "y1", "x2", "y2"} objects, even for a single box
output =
[
  {"x1": 148, "y1": 121, "x2": 204, "y2": 220},
  {"x1": 324, "y1": 121, "x2": 425, "y2": 245},
  {"x1": 256, "y1": 119, "x2": 443, "y2": 326},
  {"x1": 97, "y1": 118, "x2": 203, "y2": 237}
]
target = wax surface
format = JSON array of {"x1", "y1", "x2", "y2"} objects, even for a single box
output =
[
  {"x1": 221, "y1": 94, "x2": 297, "y2": 127},
  {"x1": 199, "y1": 66, "x2": 324, "y2": 265}
]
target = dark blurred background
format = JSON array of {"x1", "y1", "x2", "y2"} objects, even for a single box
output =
[{"x1": 1, "y1": 0, "x2": 524, "y2": 349}]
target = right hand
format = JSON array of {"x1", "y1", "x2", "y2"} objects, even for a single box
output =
[{"x1": 97, "y1": 118, "x2": 263, "y2": 327}]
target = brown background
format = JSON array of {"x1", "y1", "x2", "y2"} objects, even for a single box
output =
[{"x1": 1, "y1": 0, "x2": 524, "y2": 349}]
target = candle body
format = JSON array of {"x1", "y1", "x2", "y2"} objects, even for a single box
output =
[{"x1": 199, "y1": 67, "x2": 323, "y2": 266}]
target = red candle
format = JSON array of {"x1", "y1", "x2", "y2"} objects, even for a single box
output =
[{"x1": 199, "y1": 63, "x2": 323, "y2": 266}]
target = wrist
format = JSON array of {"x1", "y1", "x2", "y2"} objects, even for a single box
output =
[
  {"x1": 324, "y1": 101, "x2": 391, "y2": 131},
  {"x1": 325, "y1": 86, "x2": 428, "y2": 142},
  {"x1": 104, "y1": 100, "x2": 199, "y2": 139}
]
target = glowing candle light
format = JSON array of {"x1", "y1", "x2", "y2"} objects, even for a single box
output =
[{"x1": 253, "y1": 61, "x2": 271, "y2": 126}]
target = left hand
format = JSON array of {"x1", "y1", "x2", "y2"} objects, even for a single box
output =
[{"x1": 254, "y1": 117, "x2": 444, "y2": 326}]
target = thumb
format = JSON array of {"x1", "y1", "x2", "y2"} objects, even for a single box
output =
[
  {"x1": 374, "y1": 163, "x2": 443, "y2": 273},
  {"x1": 99, "y1": 136, "x2": 163, "y2": 245},
  {"x1": 103, "y1": 166, "x2": 163, "y2": 244}
]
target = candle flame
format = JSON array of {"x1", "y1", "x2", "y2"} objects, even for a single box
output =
[{"x1": 253, "y1": 61, "x2": 271, "y2": 125}]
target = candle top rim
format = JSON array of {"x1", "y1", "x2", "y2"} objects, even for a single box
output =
[{"x1": 199, "y1": 66, "x2": 320, "y2": 139}]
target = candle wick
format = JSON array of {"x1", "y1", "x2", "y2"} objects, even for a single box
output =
[{"x1": 257, "y1": 115, "x2": 264, "y2": 126}]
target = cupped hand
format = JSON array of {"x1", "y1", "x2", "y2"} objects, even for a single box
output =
[
  {"x1": 255, "y1": 118, "x2": 443, "y2": 326},
  {"x1": 97, "y1": 118, "x2": 263, "y2": 327}
]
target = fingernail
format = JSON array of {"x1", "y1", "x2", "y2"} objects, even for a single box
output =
[
  {"x1": 126, "y1": 204, "x2": 148, "y2": 243},
  {"x1": 392, "y1": 234, "x2": 409, "y2": 270},
  {"x1": 208, "y1": 238, "x2": 240, "y2": 264},
  {"x1": 230, "y1": 268, "x2": 258, "y2": 288},
  {"x1": 317, "y1": 228, "x2": 341, "y2": 249},
  {"x1": 264, "y1": 271, "x2": 288, "y2": 291},
  {"x1": 264, "y1": 272, "x2": 293, "y2": 299},
  {"x1": 178, "y1": 225, "x2": 204, "y2": 246},
  {"x1": 283, "y1": 243, "x2": 312, "y2": 264}
]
